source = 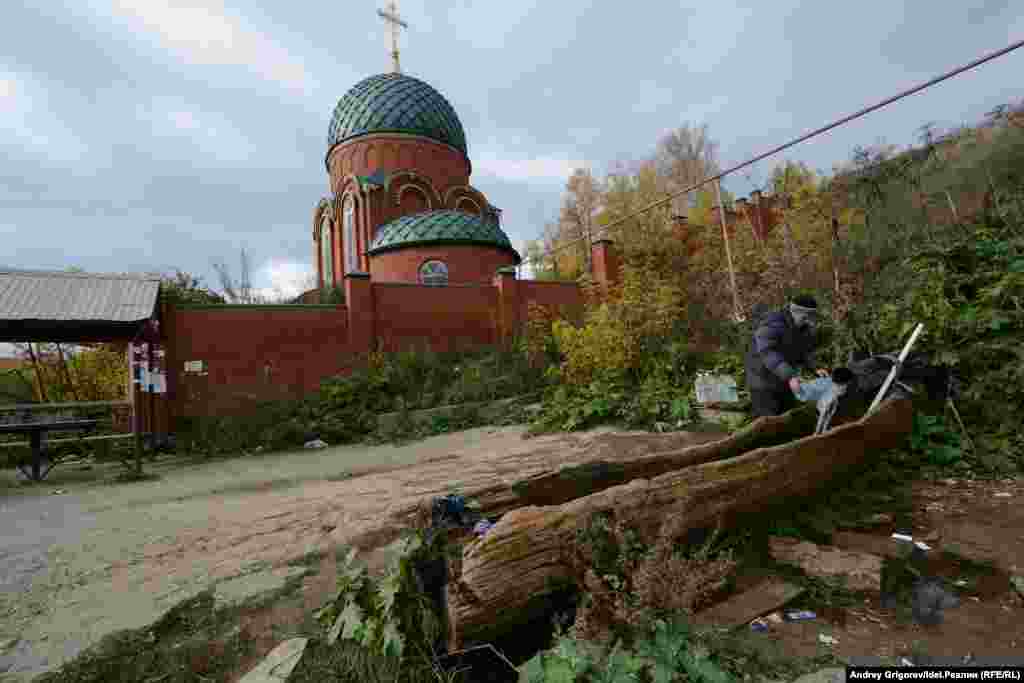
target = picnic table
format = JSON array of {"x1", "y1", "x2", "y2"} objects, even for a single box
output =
[{"x1": 0, "y1": 419, "x2": 99, "y2": 481}]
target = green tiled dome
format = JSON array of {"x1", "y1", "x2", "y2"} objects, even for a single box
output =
[
  {"x1": 368, "y1": 210, "x2": 520, "y2": 262},
  {"x1": 327, "y1": 73, "x2": 468, "y2": 155}
]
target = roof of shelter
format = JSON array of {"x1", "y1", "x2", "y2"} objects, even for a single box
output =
[{"x1": 0, "y1": 269, "x2": 161, "y2": 342}]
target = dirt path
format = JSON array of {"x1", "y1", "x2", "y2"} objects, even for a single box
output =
[{"x1": 0, "y1": 424, "x2": 723, "y2": 680}]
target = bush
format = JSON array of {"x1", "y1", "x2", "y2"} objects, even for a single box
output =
[{"x1": 178, "y1": 343, "x2": 548, "y2": 456}]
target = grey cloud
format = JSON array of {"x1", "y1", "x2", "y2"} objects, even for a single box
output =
[{"x1": 3, "y1": 0, "x2": 1022, "y2": 295}]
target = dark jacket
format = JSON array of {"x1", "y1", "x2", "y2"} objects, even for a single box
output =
[{"x1": 744, "y1": 309, "x2": 817, "y2": 391}]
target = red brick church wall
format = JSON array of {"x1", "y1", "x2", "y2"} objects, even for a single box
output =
[
  {"x1": 373, "y1": 282, "x2": 499, "y2": 352},
  {"x1": 369, "y1": 244, "x2": 517, "y2": 284},
  {"x1": 163, "y1": 304, "x2": 352, "y2": 420},
  {"x1": 327, "y1": 135, "x2": 471, "y2": 200},
  {"x1": 163, "y1": 241, "x2": 620, "y2": 427}
]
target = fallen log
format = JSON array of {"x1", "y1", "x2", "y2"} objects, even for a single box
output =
[
  {"x1": 352, "y1": 407, "x2": 816, "y2": 557},
  {"x1": 447, "y1": 398, "x2": 914, "y2": 650},
  {"x1": 470, "y1": 405, "x2": 817, "y2": 517}
]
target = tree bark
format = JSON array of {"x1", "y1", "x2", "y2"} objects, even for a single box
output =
[
  {"x1": 349, "y1": 408, "x2": 819, "y2": 556},
  {"x1": 446, "y1": 398, "x2": 914, "y2": 650},
  {"x1": 469, "y1": 406, "x2": 817, "y2": 518}
]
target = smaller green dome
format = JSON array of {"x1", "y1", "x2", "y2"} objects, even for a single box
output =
[{"x1": 368, "y1": 210, "x2": 521, "y2": 262}]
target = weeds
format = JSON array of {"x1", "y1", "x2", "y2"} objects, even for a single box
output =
[
  {"x1": 304, "y1": 523, "x2": 461, "y2": 682},
  {"x1": 176, "y1": 344, "x2": 546, "y2": 457},
  {"x1": 31, "y1": 589, "x2": 282, "y2": 683},
  {"x1": 566, "y1": 512, "x2": 737, "y2": 647}
]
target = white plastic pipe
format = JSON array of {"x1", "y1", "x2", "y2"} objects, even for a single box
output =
[{"x1": 867, "y1": 323, "x2": 925, "y2": 415}]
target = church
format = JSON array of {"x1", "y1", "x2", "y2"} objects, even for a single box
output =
[
  {"x1": 311, "y1": 15, "x2": 521, "y2": 289},
  {"x1": 150, "y1": 5, "x2": 615, "y2": 424}
]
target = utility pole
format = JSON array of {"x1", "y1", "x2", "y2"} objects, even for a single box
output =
[
  {"x1": 715, "y1": 180, "x2": 743, "y2": 321},
  {"x1": 377, "y1": 1, "x2": 408, "y2": 74}
]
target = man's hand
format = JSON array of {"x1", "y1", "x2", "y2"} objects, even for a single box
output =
[
  {"x1": 789, "y1": 377, "x2": 801, "y2": 394},
  {"x1": 816, "y1": 368, "x2": 829, "y2": 378}
]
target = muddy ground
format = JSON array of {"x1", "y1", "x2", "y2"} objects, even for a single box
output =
[
  {"x1": 733, "y1": 477, "x2": 1024, "y2": 666},
  {"x1": 0, "y1": 424, "x2": 725, "y2": 680},
  {"x1": 1, "y1": 424, "x2": 1021, "y2": 681}
]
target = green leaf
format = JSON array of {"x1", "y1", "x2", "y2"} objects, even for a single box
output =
[
  {"x1": 518, "y1": 654, "x2": 546, "y2": 683},
  {"x1": 338, "y1": 601, "x2": 365, "y2": 641},
  {"x1": 595, "y1": 641, "x2": 644, "y2": 682},
  {"x1": 378, "y1": 572, "x2": 401, "y2": 616},
  {"x1": 381, "y1": 620, "x2": 405, "y2": 658},
  {"x1": 670, "y1": 397, "x2": 691, "y2": 420},
  {"x1": 930, "y1": 444, "x2": 962, "y2": 465}
]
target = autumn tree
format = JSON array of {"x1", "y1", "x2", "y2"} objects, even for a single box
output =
[
  {"x1": 12, "y1": 342, "x2": 128, "y2": 403},
  {"x1": 557, "y1": 168, "x2": 604, "y2": 276},
  {"x1": 655, "y1": 122, "x2": 721, "y2": 219}
]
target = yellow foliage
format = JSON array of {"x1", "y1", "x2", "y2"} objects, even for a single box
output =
[
  {"x1": 523, "y1": 302, "x2": 558, "y2": 369},
  {"x1": 23, "y1": 343, "x2": 129, "y2": 402},
  {"x1": 552, "y1": 259, "x2": 685, "y2": 386}
]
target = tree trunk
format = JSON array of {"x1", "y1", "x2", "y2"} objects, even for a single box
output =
[
  {"x1": 446, "y1": 398, "x2": 914, "y2": 650},
  {"x1": 26, "y1": 343, "x2": 49, "y2": 403},
  {"x1": 56, "y1": 344, "x2": 81, "y2": 402},
  {"x1": 470, "y1": 406, "x2": 817, "y2": 518},
  {"x1": 350, "y1": 409, "x2": 819, "y2": 555}
]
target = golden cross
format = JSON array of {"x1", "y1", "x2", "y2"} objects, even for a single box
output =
[{"x1": 376, "y1": 1, "x2": 408, "y2": 74}]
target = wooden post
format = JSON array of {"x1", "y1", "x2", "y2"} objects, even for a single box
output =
[
  {"x1": 147, "y1": 342, "x2": 155, "y2": 455},
  {"x1": 129, "y1": 343, "x2": 142, "y2": 477},
  {"x1": 715, "y1": 180, "x2": 743, "y2": 319}
]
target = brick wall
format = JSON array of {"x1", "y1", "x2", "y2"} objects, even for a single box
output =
[
  {"x1": 373, "y1": 282, "x2": 499, "y2": 352},
  {"x1": 327, "y1": 134, "x2": 471, "y2": 200},
  {"x1": 163, "y1": 241, "x2": 620, "y2": 427},
  {"x1": 370, "y1": 244, "x2": 517, "y2": 284},
  {"x1": 164, "y1": 304, "x2": 352, "y2": 420},
  {"x1": 518, "y1": 281, "x2": 585, "y2": 324}
]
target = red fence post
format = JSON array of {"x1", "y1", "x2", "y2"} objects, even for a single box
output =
[
  {"x1": 591, "y1": 239, "x2": 619, "y2": 288},
  {"x1": 493, "y1": 266, "x2": 519, "y2": 347},
  {"x1": 344, "y1": 272, "x2": 375, "y2": 353}
]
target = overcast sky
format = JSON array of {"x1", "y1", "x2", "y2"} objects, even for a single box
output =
[{"x1": 2, "y1": 1, "x2": 1022, "y2": 328}]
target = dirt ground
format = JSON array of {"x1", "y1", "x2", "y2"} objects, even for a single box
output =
[
  {"x1": 2, "y1": 424, "x2": 1022, "y2": 681},
  {"x1": 0, "y1": 424, "x2": 725, "y2": 681},
  {"x1": 740, "y1": 476, "x2": 1024, "y2": 665}
]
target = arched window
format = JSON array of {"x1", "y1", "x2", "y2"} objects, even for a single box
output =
[
  {"x1": 320, "y1": 215, "x2": 334, "y2": 285},
  {"x1": 456, "y1": 197, "x2": 480, "y2": 215},
  {"x1": 418, "y1": 260, "x2": 448, "y2": 286},
  {"x1": 343, "y1": 195, "x2": 357, "y2": 274},
  {"x1": 399, "y1": 186, "x2": 429, "y2": 214}
]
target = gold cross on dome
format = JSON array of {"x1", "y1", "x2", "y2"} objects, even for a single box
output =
[{"x1": 376, "y1": 1, "x2": 409, "y2": 74}]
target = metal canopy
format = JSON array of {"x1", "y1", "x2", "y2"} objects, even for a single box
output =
[{"x1": 0, "y1": 269, "x2": 161, "y2": 342}]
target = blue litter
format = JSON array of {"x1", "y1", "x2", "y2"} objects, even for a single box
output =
[{"x1": 784, "y1": 610, "x2": 817, "y2": 621}]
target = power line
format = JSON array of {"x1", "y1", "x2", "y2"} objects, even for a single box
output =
[{"x1": 521, "y1": 36, "x2": 1024, "y2": 270}]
